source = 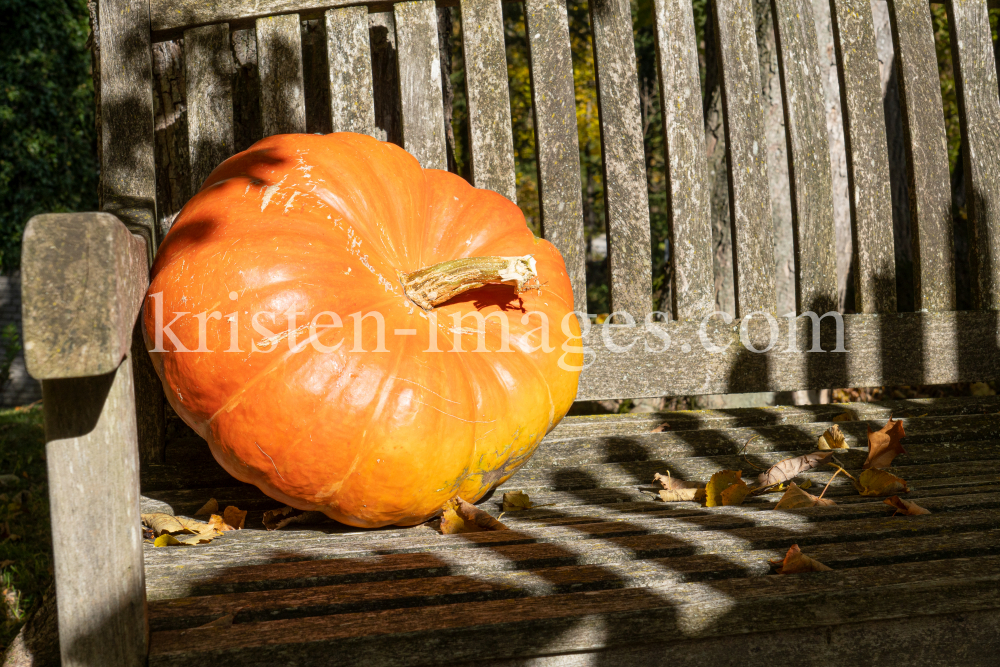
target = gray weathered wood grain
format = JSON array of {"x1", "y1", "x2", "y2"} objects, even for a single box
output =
[
  {"x1": 461, "y1": 0, "x2": 517, "y2": 200},
  {"x1": 651, "y1": 0, "x2": 714, "y2": 320},
  {"x1": 21, "y1": 213, "x2": 148, "y2": 380},
  {"x1": 150, "y1": 0, "x2": 356, "y2": 34},
  {"x1": 772, "y1": 0, "x2": 839, "y2": 313},
  {"x1": 524, "y1": 0, "x2": 587, "y2": 314},
  {"x1": 98, "y1": 0, "x2": 158, "y2": 256},
  {"x1": 714, "y1": 0, "x2": 777, "y2": 316},
  {"x1": 830, "y1": 0, "x2": 897, "y2": 313},
  {"x1": 325, "y1": 6, "x2": 376, "y2": 135},
  {"x1": 887, "y1": 0, "x2": 954, "y2": 312},
  {"x1": 573, "y1": 309, "x2": 1000, "y2": 399},
  {"x1": 256, "y1": 13, "x2": 307, "y2": 136},
  {"x1": 395, "y1": 1, "x2": 447, "y2": 170},
  {"x1": 184, "y1": 23, "x2": 235, "y2": 193},
  {"x1": 948, "y1": 0, "x2": 1000, "y2": 310},
  {"x1": 589, "y1": 0, "x2": 652, "y2": 321},
  {"x1": 43, "y1": 361, "x2": 146, "y2": 667}
]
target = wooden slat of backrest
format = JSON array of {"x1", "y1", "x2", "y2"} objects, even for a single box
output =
[
  {"x1": 651, "y1": 0, "x2": 714, "y2": 320},
  {"x1": 887, "y1": 0, "x2": 954, "y2": 312},
  {"x1": 461, "y1": 0, "x2": 517, "y2": 201},
  {"x1": 948, "y1": 0, "x2": 1000, "y2": 310},
  {"x1": 325, "y1": 7, "x2": 377, "y2": 136},
  {"x1": 713, "y1": 0, "x2": 777, "y2": 316},
  {"x1": 184, "y1": 23, "x2": 235, "y2": 194},
  {"x1": 256, "y1": 14, "x2": 307, "y2": 136},
  {"x1": 588, "y1": 0, "x2": 652, "y2": 321},
  {"x1": 524, "y1": 0, "x2": 587, "y2": 314},
  {"x1": 98, "y1": 0, "x2": 158, "y2": 252},
  {"x1": 394, "y1": 1, "x2": 447, "y2": 170},
  {"x1": 830, "y1": 0, "x2": 896, "y2": 313},
  {"x1": 771, "y1": 0, "x2": 838, "y2": 314}
]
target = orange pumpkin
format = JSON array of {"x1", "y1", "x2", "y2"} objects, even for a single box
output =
[{"x1": 143, "y1": 133, "x2": 582, "y2": 528}]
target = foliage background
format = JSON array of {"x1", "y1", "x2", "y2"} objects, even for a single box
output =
[{"x1": 0, "y1": 0, "x2": 98, "y2": 275}]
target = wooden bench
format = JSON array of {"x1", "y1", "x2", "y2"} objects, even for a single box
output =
[{"x1": 19, "y1": 0, "x2": 1000, "y2": 664}]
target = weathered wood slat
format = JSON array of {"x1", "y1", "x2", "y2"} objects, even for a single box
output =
[
  {"x1": 184, "y1": 23, "x2": 235, "y2": 193},
  {"x1": 713, "y1": 0, "x2": 776, "y2": 316},
  {"x1": 947, "y1": 0, "x2": 1000, "y2": 310},
  {"x1": 772, "y1": 0, "x2": 838, "y2": 313},
  {"x1": 830, "y1": 0, "x2": 896, "y2": 313},
  {"x1": 98, "y1": 0, "x2": 158, "y2": 251},
  {"x1": 887, "y1": 0, "x2": 954, "y2": 311},
  {"x1": 394, "y1": 0, "x2": 447, "y2": 170},
  {"x1": 651, "y1": 0, "x2": 714, "y2": 319},
  {"x1": 460, "y1": 0, "x2": 516, "y2": 200},
  {"x1": 574, "y1": 310, "x2": 1000, "y2": 399},
  {"x1": 524, "y1": 0, "x2": 587, "y2": 314},
  {"x1": 325, "y1": 6, "x2": 376, "y2": 135},
  {"x1": 588, "y1": 0, "x2": 652, "y2": 321},
  {"x1": 256, "y1": 13, "x2": 307, "y2": 135},
  {"x1": 44, "y1": 362, "x2": 147, "y2": 667},
  {"x1": 147, "y1": 556, "x2": 1000, "y2": 665}
]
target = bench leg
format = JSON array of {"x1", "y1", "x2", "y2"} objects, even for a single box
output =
[{"x1": 42, "y1": 353, "x2": 147, "y2": 666}]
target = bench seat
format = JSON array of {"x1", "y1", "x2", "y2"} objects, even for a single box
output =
[{"x1": 141, "y1": 397, "x2": 1000, "y2": 665}]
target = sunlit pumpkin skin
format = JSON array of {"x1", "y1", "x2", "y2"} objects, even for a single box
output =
[{"x1": 143, "y1": 132, "x2": 582, "y2": 528}]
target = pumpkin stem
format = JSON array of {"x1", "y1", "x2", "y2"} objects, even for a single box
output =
[{"x1": 399, "y1": 255, "x2": 538, "y2": 310}]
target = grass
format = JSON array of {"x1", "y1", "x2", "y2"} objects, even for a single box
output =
[{"x1": 0, "y1": 403, "x2": 49, "y2": 651}]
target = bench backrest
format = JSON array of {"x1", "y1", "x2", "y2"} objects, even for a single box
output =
[{"x1": 93, "y1": 0, "x2": 1000, "y2": 403}]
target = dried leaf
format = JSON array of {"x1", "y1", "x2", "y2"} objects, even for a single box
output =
[
  {"x1": 864, "y1": 418, "x2": 907, "y2": 470},
  {"x1": 817, "y1": 424, "x2": 847, "y2": 450},
  {"x1": 772, "y1": 544, "x2": 833, "y2": 574},
  {"x1": 798, "y1": 480, "x2": 813, "y2": 490},
  {"x1": 173, "y1": 532, "x2": 216, "y2": 545},
  {"x1": 261, "y1": 506, "x2": 328, "y2": 530},
  {"x1": 653, "y1": 472, "x2": 701, "y2": 491},
  {"x1": 720, "y1": 481, "x2": 750, "y2": 506},
  {"x1": 774, "y1": 482, "x2": 836, "y2": 509},
  {"x1": 196, "y1": 613, "x2": 235, "y2": 629},
  {"x1": 853, "y1": 468, "x2": 910, "y2": 496},
  {"x1": 502, "y1": 490, "x2": 534, "y2": 512},
  {"x1": 884, "y1": 496, "x2": 930, "y2": 516},
  {"x1": 153, "y1": 534, "x2": 181, "y2": 547},
  {"x1": 757, "y1": 452, "x2": 833, "y2": 487},
  {"x1": 194, "y1": 498, "x2": 219, "y2": 516},
  {"x1": 651, "y1": 422, "x2": 670, "y2": 433},
  {"x1": 208, "y1": 514, "x2": 236, "y2": 532},
  {"x1": 439, "y1": 497, "x2": 508, "y2": 534},
  {"x1": 0, "y1": 560, "x2": 13, "y2": 569},
  {"x1": 832, "y1": 412, "x2": 854, "y2": 422},
  {"x1": 141, "y1": 513, "x2": 186, "y2": 536},
  {"x1": 706, "y1": 470, "x2": 748, "y2": 507},
  {"x1": 223, "y1": 506, "x2": 247, "y2": 530},
  {"x1": 658, "y1": 487, "x2": 706, "y2": 502}
]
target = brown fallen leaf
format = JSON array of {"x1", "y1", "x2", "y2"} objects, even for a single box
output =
[
  {"x1": 864, "y1": 418, "x2": 907, "y2": 470},
  {"x1": 885, "y1": 496, "x2": 930, "y2": 516},
  {"x1": 771, "y1": 544, "x2": 833, "y2": 574},
  {"x1": 757, "y1": 452, "x2": 833, "y2": 487},
  {"x1": 261, "y1": 506, "x2": 329, "y2": 531},
  {"x1": 439, "y1": 497, "x2": 508, "y2": 534},
  {"x1": 141, "y1": 513, "x2": 187, "y2": 536},
  {"x1": 651, "y1": 422, "x2": 670, "y2": 433},
  {"x1": 223, "y1": 506, "x2": 247, "y2": 530},
  {"x1": 706, "y1": 470, "x2": 748, "y2": 507},
  {"x1": 502, "y1": 490, "x2": 534, "y2": 511},
  {"x1": 774, "y1": 482, "x2": 836, "y2": 509},
  {"x1": 208, "y1": 514, "x2": 236, "y2": 532},
  {"x1": 194, "y1": 498, "x2": 219, "y2": 516},
  {"x1": 832, "y1": 412, "x2": 854, "y2": 422},
  {"x1": 142, "y1": 512, "x2": 224, "y2": 546},
  {"x1": 817, "y1": 424, "x2": 847, "y2": 450},
  {"x1": 654, "y1": 472, "x2": 706, "y2": 502},
  {"x1": 853, "y1": 468, "x2": 910, "y2": 496}
]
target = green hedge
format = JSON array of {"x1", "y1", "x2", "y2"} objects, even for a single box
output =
[{"x1": 0, "y1": 0, "x2": 98, "y2": 274}]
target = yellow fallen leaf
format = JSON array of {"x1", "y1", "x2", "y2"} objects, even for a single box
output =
[
  {"x1": 798, "y1": 480, "x2": 813, "y2": 490},
  {"x1": 720, "y1": 481, "x2": 750, "y2": 506},
  {"x1": 223, "y1": 506, "x2": 247, "y2": 530},
  {"x1": 853, "y1": 468, "x2": 910, "y2": 496},
  {"x1": 884, "y1": 496, "x2": 930, "y2": 516},
  {"x1": 774, "y1": 482, "x2": 836, "y2": 509},
  {"x1": 439, "y1": 497, "x2": 508, "y2": 534},
  {"x1": 502, "y1": 490, "x2": 534, "y2": 511},
  {"x1": 771, "y1": 544, "x2": 833, "y2": 574},
  {"x1": 832, "y1": 412, "x2": 854, "y2": 422},
  {"x1": 706, "y1": 470, "x2": 748, "y2": 507},
  {"x1": 817, "y1": 424, "x2": 847, "y2": 450},
  {"x1": 154, "y1": 534, "x2": 181, "y2": 547},
  {"x1": 194, "y1": 498, "x2": 219, "y2": 516}
]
